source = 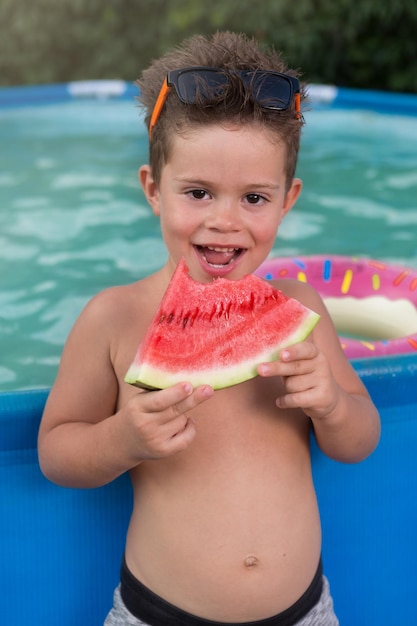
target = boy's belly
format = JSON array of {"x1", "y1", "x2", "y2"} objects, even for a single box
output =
[{"x1": 125, "y1": 391, "x2": 321, "y2": 622}]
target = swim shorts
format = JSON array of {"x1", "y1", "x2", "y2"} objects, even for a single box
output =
[{"x1": 104, "y1": 557, "x2": 339, "y2": 626}]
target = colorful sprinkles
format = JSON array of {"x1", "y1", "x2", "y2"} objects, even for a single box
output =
[{"x1": 257, "y1": 256, "x2": 417, "y2": 359}]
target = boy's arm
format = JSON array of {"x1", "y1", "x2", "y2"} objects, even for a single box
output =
[
  {"x1": 38, "y1": 290, "x2": 213, "y2": 488},
  {"x1": 258, "y1": 282, "x2": 380, "y2": 463}
]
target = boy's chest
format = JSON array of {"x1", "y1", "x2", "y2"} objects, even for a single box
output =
[{"x1": 187, "y1": 376, "x2": 308, "y2": 455}]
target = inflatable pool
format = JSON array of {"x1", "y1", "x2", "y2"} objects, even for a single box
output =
[
  {"x1": 1, "y1": 356, "x2": 417, "y2": 626},
  {"x1": 2, "y1": 80, "x2": 417, "y2": 625}
]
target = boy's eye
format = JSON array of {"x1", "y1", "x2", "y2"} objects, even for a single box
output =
[
  {"x1": 189, "y1": 189, "x2": 207, "y2": 200},
  {"x1": 246, "y1": 194, "x2": 263, "y2": 204}
]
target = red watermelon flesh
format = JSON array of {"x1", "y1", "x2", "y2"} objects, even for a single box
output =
[{"x1": 125, "y1": 258, "x2": 320, "y2": 390}]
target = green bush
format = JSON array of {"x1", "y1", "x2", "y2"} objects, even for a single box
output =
[{"x1": 0, "y1": 0, "x2": 416, "y2": 92}]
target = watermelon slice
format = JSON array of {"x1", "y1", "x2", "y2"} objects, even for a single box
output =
[{"x1": 125, "y1": 259, "x2": 320, "y2": 390}]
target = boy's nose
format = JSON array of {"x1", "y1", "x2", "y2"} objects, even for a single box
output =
[{"x1": 205, "y1": 200, "x2": 241, "y2": 231}]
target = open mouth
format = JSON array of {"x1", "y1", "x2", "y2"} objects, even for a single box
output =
[{"x1": 196, "y1": 245, "x2": 244, "y2": 267}]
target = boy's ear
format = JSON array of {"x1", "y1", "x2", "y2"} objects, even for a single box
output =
[
  {"x1": 282, "y1": 177, "x2": 302, "y2": 218},
  {"x1": 139, "y1": 165, "x2": 160, "y2": 216}
]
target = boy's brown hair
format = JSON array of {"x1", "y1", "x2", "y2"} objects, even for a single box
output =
[{"x1": 136, "y1": 31, "x2": 306, "y2": 187}]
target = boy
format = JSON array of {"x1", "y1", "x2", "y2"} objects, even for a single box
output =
[{"x1": 38, "y1": 32, "x2": 380, "y2": 625}]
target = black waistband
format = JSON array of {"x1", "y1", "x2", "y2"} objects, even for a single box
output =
[{"x1": 120, "y1": 556, "x2": 323, "y2": 626}]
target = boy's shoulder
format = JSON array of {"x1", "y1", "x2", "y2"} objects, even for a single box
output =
[
  {"x1": 87, "y1": 278, "x2": 144, "y2": 312},
  {"x1": 91, "y1": 270, "x2": 163, "y2": 305},
  {"x1": 80, "y1": 270, "x2": 168, "y2": 328},
  {"x1": 271, "y1": 277, "x2": 327, "y2": 314},
  {"x1": 72, "y1": 275, "x2": 152, "y2": 331}
]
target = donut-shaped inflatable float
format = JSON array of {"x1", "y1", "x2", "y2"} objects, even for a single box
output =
[{"x1": 257, "y1": 256, "x2": 417, "y2": 359}]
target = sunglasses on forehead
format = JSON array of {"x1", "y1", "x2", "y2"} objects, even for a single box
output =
[{"x1": 148, "y1": 66, "x2": 301, "y2": 138}]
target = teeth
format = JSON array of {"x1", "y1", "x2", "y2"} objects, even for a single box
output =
[{"x1": 206, "y1": 246, "x2": 238, "y2": 252}]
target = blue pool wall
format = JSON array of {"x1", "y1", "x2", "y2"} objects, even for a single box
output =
[
  {"x1": 2, "y1": 82, "x2": 417, "y2": 624},
  {"x1": 2, "y1": 78, "x2": 417, "y2": 114},
  {"x1": 1, "y1": 354, "x2": 417, "y2": 626}
]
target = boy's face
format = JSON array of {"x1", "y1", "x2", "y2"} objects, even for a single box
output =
[{"x1": 140, "y1": 123, "x2": 302, "y2": 283}]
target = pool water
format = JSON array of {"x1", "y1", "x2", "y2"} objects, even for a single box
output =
[{"x1": 1, "y1": 99, "x2": 417, "y2": 391}]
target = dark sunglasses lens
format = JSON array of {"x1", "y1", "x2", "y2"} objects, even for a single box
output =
[
  {"x1": 177, "y1": 70, "x2": 228, "y2": 103},
  {"x1": 251, "y1": 73, "x2": 292, "y2": 109},
  {"x1": 175, "y1": 69, "x2": 294, "y2": 110}
]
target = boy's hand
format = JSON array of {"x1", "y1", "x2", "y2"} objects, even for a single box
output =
[
  {"x1": 122, "y1": 383, "x2": 214, "y2": 461},
  {"x1": 258, "y1": 342, "x2": 339, "y2": 420}
]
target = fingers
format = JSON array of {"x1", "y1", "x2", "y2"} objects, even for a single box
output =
[
  {"x1": 127, "y1": 382, "x2": 214, "y2": 459},
  {"x1": 143, "y1": 382, "x2": 214, "y2": 421},
  {"x1": 257, "y1": 342, "x2": 336, "y2": 414},
  {"x1": 258, "y1": 342, "x2": 318, "y2": 378}
]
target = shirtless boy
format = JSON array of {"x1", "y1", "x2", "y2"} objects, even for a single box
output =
[{"x1": 38, "y1": 31, "x2": 380, "y2": 626}]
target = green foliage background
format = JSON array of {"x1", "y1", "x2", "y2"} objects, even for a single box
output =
[{"x1": 1, "y1": 0, "x2": 417, "y2": 92}]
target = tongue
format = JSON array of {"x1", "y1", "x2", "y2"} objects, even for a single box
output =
[{"x1": 203, "y1": 248, "x2": 236, "y2": 266}]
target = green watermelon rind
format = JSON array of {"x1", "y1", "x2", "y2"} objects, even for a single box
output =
[{"x1": 125, "y1": 309, "x2": 320, "y2": 390}]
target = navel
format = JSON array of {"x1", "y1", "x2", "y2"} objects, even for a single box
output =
[{"x1": 244, "y1": 554, "x2": 259, "y2": 568}]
